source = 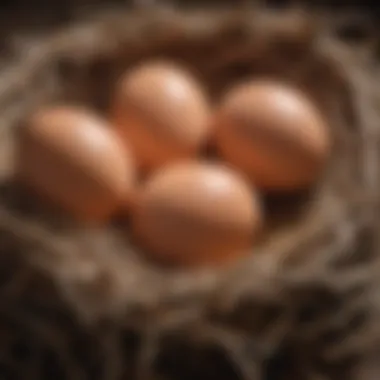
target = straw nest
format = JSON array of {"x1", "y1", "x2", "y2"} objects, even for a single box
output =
[{"x1": 0, "y1": 5, "x2": 379, "y2": 380}]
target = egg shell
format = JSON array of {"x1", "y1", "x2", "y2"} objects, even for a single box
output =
[
  {"x1": 111, "y1": 61, "x2": 210, "y2": 172},
  {"x1": 132, "y1": 162, "x2": 262, "y2": 267},
  {"x1": 214, "y1": 80, "x2": 330, "y2": 191},
  {"x1": 17, "y1": 106, "x2": 136, "y2": 223}
]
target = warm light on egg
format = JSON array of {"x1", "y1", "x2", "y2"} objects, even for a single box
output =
[
  {"x1": 132, "y1": 162, "x2": 262, "y2": 267},
  {"x1": 111, "y1": 61, "x2": 211, "y2": 172},
  {"x1": 214, "y1": 80, "x2": 330, "y2": 191},
  {"x1": 16, "y1": 106, "x2": 136, "y2": 223}
]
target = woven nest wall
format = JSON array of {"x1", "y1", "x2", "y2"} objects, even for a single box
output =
[{"x1": 0, "y1": 4, "x2": 380, "y2": 380}]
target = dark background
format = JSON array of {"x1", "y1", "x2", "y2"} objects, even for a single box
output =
[
  {"x1": 0, "y1": 0, "x2": 377, "y2": 16},
  {"x1": 0, "y1": 0, "x2": 376, "y2": 45},
  {"x1": 0, "y1": 0, "x2": 377, "y2": 33}
]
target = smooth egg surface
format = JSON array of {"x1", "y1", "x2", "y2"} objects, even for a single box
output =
[
  {"x1": 112, "y1": 61, "x2": 210, "y2": 172},
  {"x1": 17, "y1": 106, "x2": 136, "y2": 223},
  {"x1": 132, "y1": 162, "x2": 262, "y2": 267},
  {"x1": 214, "y1": 80, "x2": 330, "y2": 191}
]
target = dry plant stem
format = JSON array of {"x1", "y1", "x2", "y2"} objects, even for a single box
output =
[{"x1": 0, "y1": 7, "x2": 379, "y2": 380}]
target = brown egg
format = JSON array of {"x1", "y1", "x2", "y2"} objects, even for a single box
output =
[
  {"x1": 132, "y1": 162, "x2": 261, "y2": 267},
  {"x1": 111, "y1": 61, "x2": 210, "y2": 172},
  {"x1": 214, "y1": 80, "x2": 330, "y2": 191},
  {"x1": 16, "y1": 106, "x2": 135, "y2": 223}
]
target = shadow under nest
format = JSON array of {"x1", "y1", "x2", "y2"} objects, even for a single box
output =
[{"x1": 0, "y1": 7, "x2": 379, "y2": 380}]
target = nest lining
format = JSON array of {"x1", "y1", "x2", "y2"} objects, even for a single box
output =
[{"x1": 0, "y1": 7, "x2": 379, "y2": 380}]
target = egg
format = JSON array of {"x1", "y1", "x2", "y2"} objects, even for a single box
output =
[
  {"x1": 213, "y1": 80, "x2": 330, "y2": 191},
  {"x1": 111, "y1": 61, "x2": 210, "y2": 172},
  {"x1": 132, "y1": 162, "x2": 261, "y2": 267},
  {"x1": 16, "y1": 106, "x2": 135, "y2": 223}
]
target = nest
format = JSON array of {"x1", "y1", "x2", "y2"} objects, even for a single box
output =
[{"x1": 0, "y1": 5, "x2": 380, "y2": 380}]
